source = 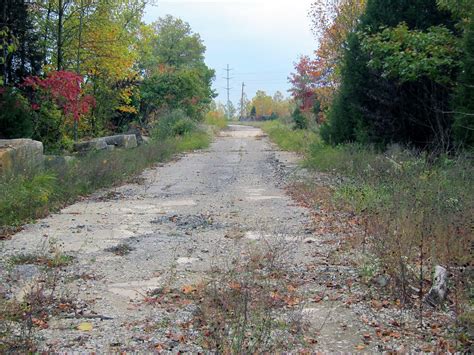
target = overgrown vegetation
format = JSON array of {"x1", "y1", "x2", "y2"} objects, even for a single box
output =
[
  {"x1": 259, "y1": 120, "x2": 319, "y2": 154},
  {"x1": 280, "y1": 1, "x2": 474, "y2": 334},
  {"x1": 193, "y1": 248, "x2": 306, "y2": 352},
  {"x1": 1, "y1": 240, "x2": 76, "y2": 352},
  {"x1": 0, "y1": 118, "x2": 218, "y2": 237},
  {"x1": 305, "y1": 143, "x2": 473, "y2": 342}
]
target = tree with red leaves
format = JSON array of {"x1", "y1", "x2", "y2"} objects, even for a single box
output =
[
  {"x1": 288, "y1": 55, "x2": 319, "y2": 112},
  {"x1": 24, "y1": 70, "x2": 95, "y2": 140}
]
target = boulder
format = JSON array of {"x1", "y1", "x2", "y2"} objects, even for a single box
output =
[
  {"x1": 73, "y1": 138, "x2": 108, "y2": 153},
  {"x1": 0, "y1": 139, "x2": 44, "y2": 175},
  {"x1": 103, "y1": 134, "x2": 138, "y2": 149}
]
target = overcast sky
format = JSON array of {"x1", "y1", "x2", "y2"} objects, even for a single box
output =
[{"x1": 144, "y1": 0, "x2": 316, "y2": 105}]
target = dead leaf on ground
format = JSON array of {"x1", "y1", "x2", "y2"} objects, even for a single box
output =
[
  {"x1": 77, "y1": 322, "x2": 93, "y2": 331},
  {"x1": 182, "y1": 285, "x2": 197, "y2": 294},
  {"x1": 32, "y1": 317, "x2": 48, "y2": 329}
]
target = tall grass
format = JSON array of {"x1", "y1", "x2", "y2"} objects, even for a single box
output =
[
  {"x1": 306, "y1": 143, "x2": 473, "y2": 330},
  {"x1": 204, "y1": 111, "x2": 228, "y2": 130},
  {"x1": 0, "y1": 130, "x2": 213, "y2": 237},
  {"x1": 260, "y1": 120, "x2": 319, "y2": 153}
]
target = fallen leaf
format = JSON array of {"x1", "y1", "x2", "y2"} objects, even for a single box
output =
[
  {"x1": 355, "y1": 344, "x2": 366, "y2": 350},
  {"x1": 155, "y1": 343, "x2": 165, "y2": 351},
  {"x1": 228, "y1": 281, "x2": 241, "y2": 291},
  {"x1": 182, "y1": 285, "x2": 197, "y2": 295},
  {"x1": 371, "y1": 299, "x2": 383, "y2": 310},
  {"x1": 391, "y1": 331, "x2": 401, "y2": 339},
  {"x1": 313, "y1": 294, "x2": 323, "y2": 303},
  {"x1": 77, "y1": 322, "x2": 93, "y2": 331},
  {"x1": 32, "y1": 318, "x2": 49, "y2": 329},
  {"x1": 285, "y1": 296, "x2": 301, "y2": 306}
]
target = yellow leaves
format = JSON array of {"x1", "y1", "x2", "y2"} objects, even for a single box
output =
[
  {"x1": 81, "y1": 16, "x2": 137, "y2": 82},
  {"x1": 77, "y1": 322, "x2": 93, "y2": 331},
  {"x1": 117, "y1": 87, "x2": 138, "y2": 113},
  {"x1": 117, "y1": 105, "x2": 138, "y2": 114}
]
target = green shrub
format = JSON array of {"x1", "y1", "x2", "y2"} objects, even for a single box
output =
[
  {"x1": 0, "y1": 173, "x2": 57, "y2": 228},
  {"x1": 291, "y1": 107, "x2": 307, "y2": 130},
  {"x1": 0, "y1": 88, "x2": 33, "y2": 139},
  {"x1": 151, "y1": 109, "x2": 196, "y2": 139},
  {"x1": 172, "y1": 117, "x2": 196, "y2": 136},
  {"x1": 32, "y1": 101, "x2": 71, "y2": 153}
]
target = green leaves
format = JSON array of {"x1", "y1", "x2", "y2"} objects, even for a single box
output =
[{"x1": 360, "y1": 23, "x2": 461, "y2": 84}]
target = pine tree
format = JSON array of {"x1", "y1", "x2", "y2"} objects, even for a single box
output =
[
  {"x1": 325, "y1": 0, "x2": 456, "y2": 149},
  {"x1": 453, "y1": 12, "x2": 474, "y2": 148},
  {"x1": 1, "y1": 0, "x2": 43, "y2": 85},
  {"x1": 250, "y1": 106, "x2": 256, "y2": 119}
]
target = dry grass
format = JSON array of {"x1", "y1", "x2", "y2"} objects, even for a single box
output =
[{"x1": 192, "y1": 248, "x2": 307, "y2": 353}]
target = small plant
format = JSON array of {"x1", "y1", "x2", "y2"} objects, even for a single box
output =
[
  {"x1": 105, "y1": 243, "x2": 134, "y2": 256},
  {"x1": 9, "y1": 252, "x2": 74, "y2": 268}
]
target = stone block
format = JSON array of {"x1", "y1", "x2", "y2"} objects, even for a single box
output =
[
  {"x1": 0, "y1": 139, "x2": 44, "y2": 175},
  {"x1": 73, "y1": 138, "x2": 108, "y2": 153},
  {"x1": 103, "y1": 135, "x2": 138, "y2": 149}
]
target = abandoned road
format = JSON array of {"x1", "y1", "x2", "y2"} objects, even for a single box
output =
[{"x1": 1, "y1": 125, "x2": 419, "y2": 352}]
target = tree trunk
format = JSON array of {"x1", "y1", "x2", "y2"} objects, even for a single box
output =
[
  {"x1": 57, "y1": 0, "x2": 63, "y2": 71},
  {"x1": 424, "y1": 265, "x2": 448, "y2": 307}
]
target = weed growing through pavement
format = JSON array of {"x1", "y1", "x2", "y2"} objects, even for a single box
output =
[
  {"x1": 1, "y1": 241, "x2": 77, "y2": 352},
  {"x1": 190, "y1": 244, "x2": 307, "y2": 353}
]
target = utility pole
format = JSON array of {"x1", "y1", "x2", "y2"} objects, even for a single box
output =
[
  {"x1": 240, "y1": 82, "x2": 245, "y2": 121},
  {"x1": 223, "y1": 64, "x2": 233, "y2": 119}
]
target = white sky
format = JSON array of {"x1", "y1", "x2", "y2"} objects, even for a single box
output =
[{"x1": 144, "y1": 0, "x2": 317, "y2": 104}]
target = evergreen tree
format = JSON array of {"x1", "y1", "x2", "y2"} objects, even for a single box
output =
[
  {"x1": 1, "y1": 0, "x2": 43, "y2": 85},
  {"x1": 250, "y1": 106, "x2": 256, "y2": 119},
  {"x1": 453, "y1": 12, "x2": 474, "y2": 148},
  {"x1": 292, "y1": 107, "x2": 307, "y2": 130},
  {"x1": 325, "y1": 0, "x2": 456, "y2": 149}
]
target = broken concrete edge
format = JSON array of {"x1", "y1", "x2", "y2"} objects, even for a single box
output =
[
  {"x1": 0, "y1": 133, "x2": 148, "y2": 176},
  {"x1": 73, "y1": 134, "x2": 139, "y2": 153}
]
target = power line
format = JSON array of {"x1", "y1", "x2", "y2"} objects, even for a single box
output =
[
  {"x1": 223, "y1": 64, "x2": 233, "y2": 119},
  {"x1": 240, "y1": 82, "x2": 245, "y2": 121}
]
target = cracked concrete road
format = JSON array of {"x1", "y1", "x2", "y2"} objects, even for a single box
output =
[{"x1": 1, "y1": 125, "x2": 375, "y2": 352}]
